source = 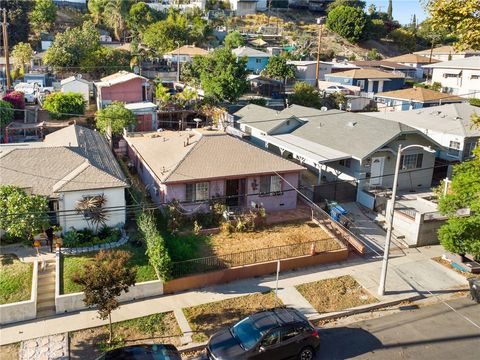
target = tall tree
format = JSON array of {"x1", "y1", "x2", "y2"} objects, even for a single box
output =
[
  {"x1": 44, "y1": 21, "x2": 100, "y2": 70},
  {"x1": 326, "y1": 5, "x2": 368, "y2": 43},
  {"x1": 104, "y1": 0, "x2": 127, "y2": 41},
  {"x1": 29, "y1": 0, "x2": 57, "y2": 36},
  {"x1": 87, "y1": 0, "x2": 108, "y2": 25},
  {"x1": 0, "y1": 0, "x2": 31, "y2": 46},
  {"x1": 428, "y1": 0, "x2": 480, "y2": 50},
  {"x1": 224, "y1": 31, "x2": 245, "y2": 49},
  {"x1": 96, "y1": 102, "x2": 137, "y2": 135},
  {"x1": 127, "y1": 1, "x2": 160, "y2": 34},
  {"x1": 438, "y1": 140, "x2": 480, "y2": 259},
  {"x1": 262, "y1": 56, "x2": 295, "y2": 83},
  {"x1": 80, "y1": 47, "x2": 131, "y2": 78},
  {"x1": 142, "y1": 11, "x2": 189, "y2": 55},
  {"x1": 73, "y1": 250, "x2": 136, "y2": 344},
  {"x1": 0, "y1": 186, "x2": 49, "y2": 242},
  {"x1": 328, "y1": 0, "x2": 366, "y2": 11},
  {"x1": 11, "y1": 42, "x2": 34, "y2": 74},
  {"x1": 191, "y1": 48, "x2": 249, "y2": 103},
  {"x1": 387, "y1": 0, "x2": 393, "y2": 20}
]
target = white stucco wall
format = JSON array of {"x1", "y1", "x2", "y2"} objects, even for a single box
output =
[
  {"x1": 61, "y1": 81, "x2": 90, "y2": 102},
  {"x1": 430, "y1": 68, "x2": 480, "y2": 98},
  {"x1": 58, "y1": 187, "x2": 126, "y2": 232}
]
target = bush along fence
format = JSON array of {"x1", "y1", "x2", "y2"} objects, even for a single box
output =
[
  {"x1": 61, "y1": 230, "x2": 128, "y2": 255},
  {"x1": 169, "y1": 237, "x2": 343, "y2": 278}
]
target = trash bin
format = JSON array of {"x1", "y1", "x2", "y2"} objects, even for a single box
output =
[{"x1": 468, "y1": 278, "x2": 480, "y2": 303}]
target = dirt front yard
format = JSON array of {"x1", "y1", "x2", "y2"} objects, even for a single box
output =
[
  {"x1": 69, "y1": 312, "x2": 181, "y2": 359},
  {"x1": 207, "y1": 220, "x2": 339, "y2": 256},
  {"x1": 296, "y1": 275, "x2": 378, "y2": 314},
  {"x1": 183, "y1": 292, "x2": 281, "y2": 343}
]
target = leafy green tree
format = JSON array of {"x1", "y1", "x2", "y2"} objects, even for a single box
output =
[
  {"x1": 142, "y1": 11, "x2": 189, "y2": 55},
  {"x1": 389, "y1": 28, "x2": 417, "y2": 52},
  {"x1": 224, "y1": 31, "x2": 245, "y2": 49},
  {"x1": 387, "y1": 0, "x2": 393, "y2": 20},
  {"x1": 262, "y1": 56, "x2": 295, "y2": 83},
  {"x1": 87, "y1": 0, "x2": 108, "y2": 25},
  {"x1": 104, "y1": 0, "x2": 127, "y2": 41},
  {"x1": 29, "y1": 0, "x2": 56, "y2": 36},
  {"x1": 0, "y1": 100, "x2": 14, "y2": 128},
  {"x1": 155, "y1": 83, "x2": 172, "y2": 107},
  {"x1": 365, "y1": 19, "x2": 388, "y2": 40},
  {"x1": 80, "y1": 47, "x2": 131, "y2": 78},
  {"x1": 96, "y1": 102, "x2": 137, "y2": 135},
  {"x1": 73, "y1": 250, "x2": 136, "y2": 344},
  {"x1": 42, "y1": 92, "x2": 86, "y2": 120},
  {"x1": 191, "y1": 48, "x2": 249, "y2": 102},
  {"x1": 1, "y1": 0, "x2": 31, "y2": 46},
  {"x1": 44, "y1": 21, "x2": 100, "y2": 70},
  {"x1": 190, "y1": 16, "x2": 213, "y2": 48},
  {"x1": 366, "y1": 48, "x2": 382, "y2": 60},
  {"x1": 0, "y1": 186, "x2": 49, "y2": 241},
  {"x1": 11, "y1": 42, "x2": 34, "y2": 74},
  {"x1": 438, "y1": 145, "x2": 480, "y2": 259},
  {"x1": 328, "y1": 0, "x2": 366, "y2": 11},
  {"x1": 428, "y1": 0, "x2": 480, "y2": 50},
  {"x1": 326, "y1": 5, "x2": 368, "y2": 43},
  {"x1": 289, "y1": 82, "x2": 322, "y2": 109},
  {"x1": 127, "y1": 1, "x2": 160, "y2": 34},
  {"x1": 137, "y1": 212, "x2": 171, "y2": 281}
]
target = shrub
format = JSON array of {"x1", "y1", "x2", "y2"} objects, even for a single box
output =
[
  {"x1": 0, "y1": 100, "x2": 14, "y2": 127},
  {"x1": 3, "y1": 91, "x2": 25, "y2": 110},
  {"x1": 326, "y1": 5, "x2": 368, "y2": 43},
  {"x1": 469, "y1": 98, "x2": 480, "y2": 107},
  {"x1": 63, "y1": 230, "x2": 80, "y2": 247},
  {"x1": 42, "y1": 92, "x2": 86, "y2": 119}
]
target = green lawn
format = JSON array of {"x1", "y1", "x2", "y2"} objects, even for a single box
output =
[
  {"x1": 0, "y1": 255, "x2": 33, "y2": 304},
  {"x1": 62, "y1": 243, "x2": 157, "y2": 294}
]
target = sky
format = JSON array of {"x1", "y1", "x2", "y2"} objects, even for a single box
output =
[{"x1": 366, "y1": 1, "x2": 428, "y2": 25}]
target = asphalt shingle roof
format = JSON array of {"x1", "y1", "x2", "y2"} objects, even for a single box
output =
[
  {"x1": 423, "y1": 56, "x2": 480, "y2": 70},
  {"x1": 326, "y1": 68, "x2": 405, "y2": 79},
  {"x1": 232, "y1": 46, "x2": 272, "y2": 58},
  {"x1": 376, "y1": 87, "x2": 464, "y2": 102}
]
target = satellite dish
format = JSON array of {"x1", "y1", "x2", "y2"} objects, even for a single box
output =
[{"x1": 321, "y1": 106, "x2": 328, "y2": 112}]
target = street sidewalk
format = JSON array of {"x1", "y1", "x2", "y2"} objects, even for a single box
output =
[{"x1": 0, "y1": 246, "x2": 468, "y2": 346}]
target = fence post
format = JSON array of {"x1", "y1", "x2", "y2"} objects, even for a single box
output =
[{"x1": 275, "y1": 260, "x2": 280, "y2": 306}]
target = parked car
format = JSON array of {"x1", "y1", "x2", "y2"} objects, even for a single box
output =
[
  {"x1": 96, "y1": 344, "x2": 181, "y2": 360},
  {"x1": 14, "y1": 82, "x2": 53, "y2": 103},
  {"x1": 207, "y1": 307, "x2": 320, "y2": 360},
  {"x1": 323, "y1": 85, "x2": 351, "y2": 95}
]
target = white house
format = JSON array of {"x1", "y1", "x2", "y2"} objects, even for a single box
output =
[
  {"x1": 60, "y1": 75, "x2": 92, "y2": 102},
  {"x1": 423, "y1": 56, "x2": 480, "y2": 99},
  {"x1": 366, "y1": 103, "x2": 479, "y2": 162},
  {"x1": 163, "y1": 45, "x2": 209, "y2": 63},
  {"x1": 287, "y1": 60, "x2": 333, "y2": 85},
  {"x1": 385, "y1": 54, "x2": 438, "y2": 79},
  {"x1": 229, "y1": 0, "x2": 257, "y2": 16},
  {"x1": 414, "y1": 45, "x2": 480, "y2": 62},
  {"x1": 0, "y1": 125, "x2": 128, "y2": 232}
]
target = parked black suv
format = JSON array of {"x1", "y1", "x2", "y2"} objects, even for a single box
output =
[
  {"x1": 207, "y1": 307, "x2": 320, "y2": 360},
  {"x1": 96, "y1": 344, "x2": 181, "y2": 360}
]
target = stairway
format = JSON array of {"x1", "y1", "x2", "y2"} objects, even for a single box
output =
[{"x1": 36, "y1": 259, "x2": 56, "y2": 318}]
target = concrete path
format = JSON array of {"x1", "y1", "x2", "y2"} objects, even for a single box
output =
[
  {"x1": 0, "y1": 244, "x2": 56, "y2": 263},
  {"x1": 276, "y1": 287, "x2": 319, "y2": 319},
  {"x1": 340, "y1": 202, "x2": 405, "y2": 255},
  {"x1": 36, "y1": 260, "x2": 56, "y2": 318},
  {"x1": 0, "y1": 245, "x2": 468, "y2": 346}
]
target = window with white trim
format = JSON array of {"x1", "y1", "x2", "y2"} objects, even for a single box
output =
[
  {"x1": 339, "y1": 158, "x2": 351, "y2": 168},
  {"x1": 259, "y1": 175, "x2": 282, "y2": 195},
  {"x1": 400, "y1": 153, "x2": 423, "y2": 170},
  {"x1": 448, "y1": 141, "x2": 461, "y2": 156},
  {"x1": 185, "y1": 182, "x2": 209, "y2": 202}
]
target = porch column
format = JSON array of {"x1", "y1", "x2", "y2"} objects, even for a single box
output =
[
  {"x1": 367, "y1": 80, "x2": 374, "y2": 93},
  {"x1": 378, "y1": 80, "x2": 384, "y2": 93}
]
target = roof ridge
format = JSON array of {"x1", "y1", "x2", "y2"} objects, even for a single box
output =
[
  {"x1": 52, "y1": 159, "x2": 91, "y2": 192},
  {"x1": 163, "y1": 133, "x2": 203, "y2": 182}
]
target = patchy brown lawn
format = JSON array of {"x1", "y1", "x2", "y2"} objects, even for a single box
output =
[
  {"x1": 208, "y1": 221, "x2": 338, "y2": 256},
  {"x1": 183, "y1": 292, "x2": 281, "y2": 343},
  {"x1": 296, "y1": 275, "x2": 378, "y2": 314},
  {"x1": 69, "y1": 312, "x2": 181, "y2": 359},
  {"x1": 0, "y1": 343, "x2": 20, "y2": 360},
  {"x1": 432, "y1": 257, "x2": 480, "y2": 279}
]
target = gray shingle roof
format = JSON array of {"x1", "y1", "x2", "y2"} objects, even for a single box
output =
[
  {"x1": 235, "y1": 104, "x2": 288, "y2": 132},
  {"x1": 0, "y1": 125, "x2": 127, "y2": 197},
  {"x1": 423, "y1": 56, "x2": 480, "y2": 70},
  {"x1": 232, "y1": 46, "x2": 272, "y2": 58}
]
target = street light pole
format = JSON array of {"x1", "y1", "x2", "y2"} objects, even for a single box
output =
[
  {"x1": 378, "y1": 144, "x2": 436, "y2": 296},
  {"x1": 176, "y1": 42, "x2": 181, "y2": 83},
  {"x1": 315, "y1": 17, "x2": 325, "y2": 87}
]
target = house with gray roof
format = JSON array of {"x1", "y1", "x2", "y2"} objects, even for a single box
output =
[
  {"x1": 366, "y1": 103, "x2": 479, "y2": 162},
  {"x1": 0, "y1": 125, "x2": 128, "y2": 232},
  {"x1": 232, "y1": 46, "x2": 272, "y2": 74},
  {"x1": 124, "y1": 129, "x2": 304, "y2": 211},
  {"x1": 234, "y1": 104, "x2": 442, "y2": 203}
]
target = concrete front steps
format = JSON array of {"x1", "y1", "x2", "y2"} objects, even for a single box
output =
[{"x1": 36, "y1": 260, "x2": 56, "y2": 318}]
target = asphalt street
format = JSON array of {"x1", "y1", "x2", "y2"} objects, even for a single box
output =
[{"x1": 316, "y1": 297, "x2": 480, "y2": 360}]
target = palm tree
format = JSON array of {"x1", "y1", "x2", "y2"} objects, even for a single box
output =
[
  {"x1": 104, "y1": 0, "x2": 126, "y2": 41},
  {"x1": 75, "y1": 195, "x2": 108, "y2": 233}
]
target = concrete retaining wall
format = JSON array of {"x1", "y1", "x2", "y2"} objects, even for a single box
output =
[
  {"x1": 55, "y1": 254, "x2": 163, "y2": 313},
  {"x1": 163, "y1": 249, "x2": 349, "y2": 294},
  {"x1": 0, "y1": 259, "x2": 38, "y2": 325}
]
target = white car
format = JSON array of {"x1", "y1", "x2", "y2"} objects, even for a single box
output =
[
  {"x1": 323, "y1": 85, "x2": 351, "y2": 95},
  {"x1": 14, "y1": 82, "x2": 53, "y2": 103}
]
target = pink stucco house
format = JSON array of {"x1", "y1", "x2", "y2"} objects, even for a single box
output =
[
  {"x1": 124, "y1": 130, "x2": 305, "y2": 211},
  {"x1": 95, "y1": 71, "x2": 152, "y2": 109}
]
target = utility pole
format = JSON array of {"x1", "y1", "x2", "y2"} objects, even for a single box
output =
[
  {"x1": 1, "y1": 8, "x2": 11, "y2": 89},
  {"x1": 315, "y1": 17, "x2": 326, "y2": 87}
]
